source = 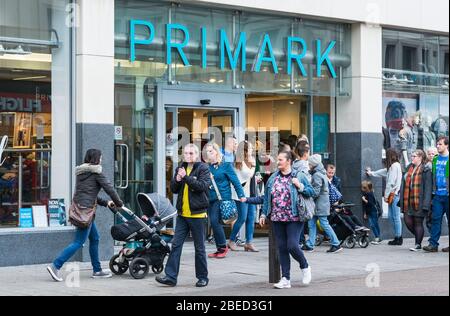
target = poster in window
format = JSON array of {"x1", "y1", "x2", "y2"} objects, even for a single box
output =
[
  {"x1": 13, "y1": 113, "x2": 32, "y2": 148},
  {"x1": 48, "y1": 199, "x2": 67, "y2": 227},
  {"x1": 382, "y1": 93, "x2": 419, "y2": 168},
  {"x1": 313, "y1": 114, "x2": 329, "y2": 154}
]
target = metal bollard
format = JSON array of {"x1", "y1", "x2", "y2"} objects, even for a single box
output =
[{"x1": 268, "y1": 220, "x2": 281, "y2": 283}]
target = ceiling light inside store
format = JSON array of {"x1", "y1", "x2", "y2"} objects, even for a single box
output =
[
  {"x1": 209, "y1": 78, "x2": 217, "y2": 83},
  {"x1": 13, "y1": 75, "x2": 47, "y2": 81}
]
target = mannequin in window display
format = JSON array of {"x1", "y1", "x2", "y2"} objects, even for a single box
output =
[
  {"x1": 409, "y1": 112, "x2": 421, "y2": 152},
  {"x1": 17, "y1": 115, "x2": 29, "y2": 147},
  {"x1": 397, "y1": 126, "x2": 410, "y2": 169},
  {"x1": 432, "y1": 117, "x2": 449, "y2": 139},
  {"x1": 419, "y1": 114, "x2": 437, "y2": 152}
]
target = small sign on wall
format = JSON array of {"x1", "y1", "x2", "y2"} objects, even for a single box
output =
[{"x1": 114, "y1": 126, "x2": 123, "y2": 141}]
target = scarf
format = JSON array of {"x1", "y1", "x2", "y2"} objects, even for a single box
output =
[{"x1": 403, "y1": 164, "x2": 423, "y2": 211}]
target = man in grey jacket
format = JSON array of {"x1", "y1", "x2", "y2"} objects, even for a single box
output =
[{"x1": 304, "y1": 154, "x2": 343, "y2": 254}]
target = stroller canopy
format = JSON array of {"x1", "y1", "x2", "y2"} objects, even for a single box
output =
[{"x1": 137, "y1": 193, "x2": 177, "y2": 225}]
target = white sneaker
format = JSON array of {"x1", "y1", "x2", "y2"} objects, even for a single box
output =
[
  {"x1": 302, "y1": 266, "x2": 312, "y2": 285},
  {"x1": 47, "y1": 265, "x2": 63, "y2": 282},
  {"x1": 274, "y1": 277, "x2": 291, "y2": 289}
]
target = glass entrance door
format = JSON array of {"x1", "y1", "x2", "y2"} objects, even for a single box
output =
[
  {"x1": 114, "y1": 83, "x2": 154, "y2": 217},
  {"x1": 165, "y1": 107, "x2": 237, "y2": 203}
]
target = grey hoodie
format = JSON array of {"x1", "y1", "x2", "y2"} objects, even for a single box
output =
[
  {"x1": 73, "y1": 164, "x2": 123, "y2": 208},
  {"x1": 310, "y1": 163, "x2": 331, "y2": 216}
]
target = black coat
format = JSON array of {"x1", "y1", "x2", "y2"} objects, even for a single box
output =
[
  {"x1": 73, "y1": 164, "x2": 123, "y2": 208},
  {"x1": 170, "y1": 162, "x2": 211, "y2": 215}
]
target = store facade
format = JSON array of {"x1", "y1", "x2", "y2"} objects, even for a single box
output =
[{"x1": 0, "y1": 0, "x2": 448, "y2": 267}]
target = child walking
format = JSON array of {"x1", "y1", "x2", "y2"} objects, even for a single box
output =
[{"x1": 362, "y1": 181, "x2": 382, "y2": 245}]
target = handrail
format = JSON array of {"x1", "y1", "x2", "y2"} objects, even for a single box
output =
[{"x1": 4, "y1": 148, "x2": 51, "y2": 153}]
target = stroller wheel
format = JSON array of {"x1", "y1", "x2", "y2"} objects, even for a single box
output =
[
  {"x1": 344, "y1": 236, "x2": 356, "y2": 249},
  {"x1": 109, "y1": 254, "x2": 129, "y2": 275},
  {"x1": 152, "y1": 265, "x2": 164, "y2": 274},
  {"x1": 129, "y1": 258, "x2": 149, "y2": 279},
  {"x1": 358, "y1": 235, "x2": 370, "y2": 248}
]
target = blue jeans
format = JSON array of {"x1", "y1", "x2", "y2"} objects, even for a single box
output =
[
  {"x1": 165, "y1": 216, "x2": 208, "y2": 283},
  {"x1": 53, "y1": 222, "x2": 101, "y2": 273},
  {"x1": 230, "y1": 202, "x2": 256, "y2": 244},
  {"x1": 208, "y1": 201, "x2": 227, "y2": 249},
  {"x1": 429, "y1": 195, "x2": 449, "y2": 247},
  {"x1": 272, "y1": 221, "x2": 309, "y2": 280},
  {"x1": 307, "y1": 215, "x2": 340, "y2": 248},
  {"x1": 388, "y1": 194, "x2": 402, "y2": 238},
  {"x1": 368, "y1": 212, "x2": 381, "y2": 238}
]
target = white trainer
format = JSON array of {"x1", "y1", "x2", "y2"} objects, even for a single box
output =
[
  {"x1": 302, "y1": 266, "x2": 312, "y2": 285},
  {"x1": 274, "y1": 277, "x2": 291, "y2": 289}
]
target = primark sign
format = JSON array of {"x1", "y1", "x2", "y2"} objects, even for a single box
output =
[{"x1": 129, "y1": 20, "x2": 339, "y2": 78}]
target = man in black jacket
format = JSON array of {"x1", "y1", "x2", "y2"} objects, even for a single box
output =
[{"x1": 156, "y1": 144, "x2": 211, "y2": 287}]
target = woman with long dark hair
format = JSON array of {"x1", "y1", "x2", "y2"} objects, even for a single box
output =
[
  {"x1": 47, "y1": 149, "x2": 123, "y2": 282},
  {"x1": 366, "y1": 148, "x2": 403, "y2": 245}
]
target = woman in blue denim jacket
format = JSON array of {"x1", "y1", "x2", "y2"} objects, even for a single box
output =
[
  {"x1": 255, "y1": 150, "x2": 315, "y2": 289},
  {"x1": 204, "y1": 142, "x2": 245, "y2": 259}
]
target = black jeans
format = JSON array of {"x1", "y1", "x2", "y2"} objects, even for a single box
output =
[
  {"x1": 272, "y1": 221, "x2": 309, "y2": 280},
  {"x1": 165, "y1": 216, "x2": 208, "y2": 283}
]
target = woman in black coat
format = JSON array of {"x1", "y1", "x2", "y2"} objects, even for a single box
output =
[{"x1": 47, "y1": 149, "x2": 123, "y2": 282}]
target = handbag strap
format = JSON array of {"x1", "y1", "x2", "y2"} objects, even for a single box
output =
[{"x1": 210, "y1": 174, "x2": 223, "y2": 201}]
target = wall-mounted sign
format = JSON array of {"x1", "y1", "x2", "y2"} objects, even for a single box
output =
[
  {"x1": 0, "y1": 92, "x2": 51, "y2": 113},
  {"x1": 115, "y1": 126, "x2": 123, "y2": 141},
  {"x1": 129, "y1": 20, "x2": 337, "y2": 78}
]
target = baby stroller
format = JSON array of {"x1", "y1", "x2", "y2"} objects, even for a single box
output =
[
  {"x1": 109, "y1": 193, "x2": 177, "y2": 279},
  {"x1": 316, "y1": 203, "x2": 370, "y2": 249}
]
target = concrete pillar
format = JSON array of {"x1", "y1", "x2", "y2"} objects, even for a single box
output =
[
  {"x1": 76, "y1": 0, "x2": 115, "y2": 262},
  {"x1": 335, "y1": 23, "x2": 384, "y2": 220}
]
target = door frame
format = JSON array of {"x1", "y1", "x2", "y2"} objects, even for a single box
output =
[{"x1": 155, "y1": 84, "x2": 245, "y2": 196}]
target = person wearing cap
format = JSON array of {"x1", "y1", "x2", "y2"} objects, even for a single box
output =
[{"x1": 303, "y1": 154, "x2": 343, "y2": 254}]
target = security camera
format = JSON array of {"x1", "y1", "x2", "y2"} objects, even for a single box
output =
[{"x1": 200, "y1": 99, "x2": 211, "y2": 105}]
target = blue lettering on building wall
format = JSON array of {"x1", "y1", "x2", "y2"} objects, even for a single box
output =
[{"x1": 129, "y1": 20, "x2": 337, "y2": 78}]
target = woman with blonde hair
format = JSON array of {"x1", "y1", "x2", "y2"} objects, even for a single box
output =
[{"x1": 204, "y1": 142, "x2": 246, "y2": 259}]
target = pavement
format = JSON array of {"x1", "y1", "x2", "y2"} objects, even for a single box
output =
[{"x1": 0, "y1": 237, "x2": 448, "y2": 296}]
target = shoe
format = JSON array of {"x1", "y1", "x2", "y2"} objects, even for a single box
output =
[
  {"x1": 442, "y1": 247, "x2": 449, "y2": 253},
  {"x1": 196, "y1": 279, "x2": 209, "y2": 287},
  {"x1": 215, "y1": 247, "x2": 229, "y2": 259},
  {"x1": 235, "y1": 238, "x2": 245, "y2": 247},
  {"x1": 301, "y1": 266, "x2": 312, "y2": 285},
  {"x1": 228, "y1": 241, "x2": 238, "y2": 251},
  {"x1": 47, "y1": 265, "x2": 63, "y2": 282},
  {"x1": 388, "y1": 237, "x2": 403, "y2": 246},
  {"x1": 92, "y1": 270, "x2": 113, "y2": 279},
  {"x1": 244, "y1": 244, "x2": 259, "y2": 252},
  {"x1": 371, "y1": 238, "x2": 382, "y2": 245},
  {"x1": 208, "y1": 251, "x2": 220, "y2": 259},
  {"x1": 207, "y1": 236, "x2": 215, "y2": 244},
  {"x1": 155, "y1": 276, "x2": 176, "y2": 287},
  {"x1": 409, "y1": 244, "x2": 422, "y2": 252},
  {"x1": 327, "y1": 245, "x2": 343, "y2": 253},
  {"x1": 423, "y1": 244, "x2": 439, "y2": 253},
  {"x1": 274, "y1": 277, "x2": 291, "y2": 289},
  {"x1": 301, "y1": 245, "x2": 314, "y2": 252}
]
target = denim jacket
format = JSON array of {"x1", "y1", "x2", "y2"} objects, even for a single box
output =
[{"x1": 262, "y1": 170, "x2": 314, "y2": 217}]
